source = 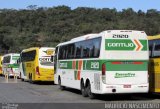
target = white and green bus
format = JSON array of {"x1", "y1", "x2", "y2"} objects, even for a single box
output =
[
  {"x1": 2, "y1": 53, "x2": 20, "y2": 77},
  {"x1": 54, "y1": 30, "x2": 149, "y2": 99}
]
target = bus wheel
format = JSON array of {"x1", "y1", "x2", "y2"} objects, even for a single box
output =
[
  {"x1": 86, "y1": 82, "x2": 95, "y2": 99},
  {"x1": 21, "y1": 78, "x2": 24, "y2": 82},
  {"x1": 19, "y1": 72, "x2": 21, "y2": 78},
  {"x1": 21, "y1": 73, "x2": 24, "y2": 81},
  {"x1": 58, "y1": 77, "x2": 65, "y2": 90},
  {"x1": 81, "y1": 80, "x2": 87, "y2": 97},
  {"x1": 29, "y1": 74, "x2": 33, "y2": 83},
  {"x1": 29, "y1": 74, "x2": 31, "y2": 82}
]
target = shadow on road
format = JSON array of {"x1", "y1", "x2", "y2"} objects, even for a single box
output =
[{"x1": 30, "y1": 81, "x2": 55, "y2": 85}]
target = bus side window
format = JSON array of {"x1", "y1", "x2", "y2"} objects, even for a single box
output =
[
  {"x1": 66, "y1": 44, "x2": 75, "y2": 59},
  {"x1": 58, "y1": 46, "x2": 62, "y2": 60},
  {"x1": 93, "y1": 38, "x2": 101, "y2": 57},
  {"x1": 58, "y1": 46, "x2": 67, "y2": 60},
  {"x1": 82, "y1": 41, "x2": 90, "y2": 58},
  {"x1": 75, "y1": 42, "x2": 82, "y2": 58},
  {"x1": 153, "y1": 40, "x2": 160, "y2": 57}
]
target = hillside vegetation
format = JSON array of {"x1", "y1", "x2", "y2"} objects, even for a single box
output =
[{"x1": 0, "y1": 5, "x2": 160, "y2": 54}]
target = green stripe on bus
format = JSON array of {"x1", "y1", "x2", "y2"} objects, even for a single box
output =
[
  {"x1": 59, "y1": 61, "x2": 72, "y2": 69},
  {"x1": 105, "y1": 61, "x2": 148, "y2": 71},
  {"x1": 59, "y1": 60, "x2": 148, "y2": 71},
  {"x1": 105, "y1": 39, "x2": 147, "y2": 51},
  {"x1": 8, "y1": 64, "x2": 19, "y2": 68},
  {"x1": 83, "y1": 60, "x2": 102, "y2": 71}
]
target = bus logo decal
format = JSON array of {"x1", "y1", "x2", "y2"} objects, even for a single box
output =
[
  {"x1": 133, "y1": 39, "x2": 143, "y2": 51},
  {"x1": 91, "y1": 62, "x2": 99, "y2": 69},
  {"x1": 43, "y1": 49, "x2": 54, "y2": 55},
  {"x1": 105, "y1": 39, "x2": 146, "y2": 51},
  {"x1": 114, "y1": 73, "x2": 135, "y2": 78}
]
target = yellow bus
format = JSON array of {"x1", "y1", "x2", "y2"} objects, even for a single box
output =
[
  {"x1": 20, "y1": 47, "x2": 55, "y2": 83},
  {"x1": 0, "y1": 56, "x2": 3, "y2": 75},
  {"x1": 148, "y1": 35, "x2": 160, "y2": 93}
]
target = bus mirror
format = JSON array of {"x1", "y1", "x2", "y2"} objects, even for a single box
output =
[
  {"x1": 51, "y1": 56, "x2": 54, "y2": 63},
  {"x1": 16, "y1": 60, "x2": 19, "y2": 64},
  {"x1": 16, "y1": 59, "x2": 20, "y2": 64}
]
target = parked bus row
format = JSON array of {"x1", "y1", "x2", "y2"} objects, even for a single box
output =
[
  {"x1": 0, "y1": 47, "x2": 55, "y2": 83},
  {"x1": 0, "y1": 54, "x2": 20, "y2": 77},
  {"x1": 0, "y1": 30, "x2": 159, "y2": 99}
]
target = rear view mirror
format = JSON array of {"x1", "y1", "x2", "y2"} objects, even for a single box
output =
[
  {"x1": 16, "y1": 58, "x2": 20, "y2": 64},
  {"x1": 16, "y1": 60, "x2": 19, "y2": 64},
  {"x1": 51, "y1": 55, "x2": 54, "y2": 63}
]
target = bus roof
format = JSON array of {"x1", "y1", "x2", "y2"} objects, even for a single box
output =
[
  {"x1": 57, "y1": 33, "x2": 99, "y2": 46},
  {"x1": 147, "y1": 35, "x2": 160, "y2": 40},
  {"x1": 100, "y1": 30, "x2": 146, "y2": 35},
  {"x1": 22, "y1": 47, "x2": 55, "y2": 53},
  {"x1": 57, "y1": 30, "x2": 147, "y2": 47},
  {"x1": 70, "y1": 34, "x2": 98, "y2": 41},
  {"x1": 3, "y1": 53, "x2": 20, "y2": 57}
]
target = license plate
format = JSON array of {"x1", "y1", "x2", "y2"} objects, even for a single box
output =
[{"x1": 123, "y1": 85, "x2": 131, "y2": 88}]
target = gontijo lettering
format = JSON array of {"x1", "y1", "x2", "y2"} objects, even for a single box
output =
[
  {"x1": 107, "y1": 42, "x2": 134, "y2": 47},
  {"x1": 59, "y1": 62, "x2": 67, "y2": 68},
  {"x1": 105, "y1": 39, "x2": 146, "y2": 51}
]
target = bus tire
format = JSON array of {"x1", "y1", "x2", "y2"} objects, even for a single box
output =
[
  {"x1": 29, "y1": 74, "x2": 31, "y2": 82},
  {"x1": 21, "y1": 78, "x2": 24, "y2": 81},
  {"x1": 19, "y1": 72, "x2": 21, "y2": 79},
  {"x1": 86, "y1": 81, "x2": 95, "y2": 99},
  {"x1": 58, "y1": 77, "x2": 65, "y2": 90},
  {"x1": 29, "y1": 74, "x2": 33, "y2": 83},
  {"x1": 81, "y1": 80, "x2": 88, "y2": 97}
]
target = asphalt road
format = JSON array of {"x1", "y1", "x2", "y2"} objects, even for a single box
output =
[{"x1": 0, "y1": 76, "x2": 160, "y2": 109}]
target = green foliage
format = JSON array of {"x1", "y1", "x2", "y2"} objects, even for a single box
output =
[{"x1": 0, "y1": 6, "x2": 160, "y2": 54}]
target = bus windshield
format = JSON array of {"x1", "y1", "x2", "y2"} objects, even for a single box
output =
[
  {"x1": 21, "y1": 50, "x2": 36, "y2": 62},
  {"x1": 3, "y1": 56, "x2": 11, "y2": 64}
]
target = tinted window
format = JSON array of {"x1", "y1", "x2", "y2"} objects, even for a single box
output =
[
  {"x1": 75, "y1": 42, "x2": 82, "y2": 58},
  {"x1": 58, "y1": 46, "x2": 67, "y2": 60},
  {"x1": 67, "y1": 44, "x2": 75, "y2": 59},
  {"x1": 21, "y1": 50, "x2": 36, "y2": 62},
  {"x1": 153, "y1": 40, "x2": 160, "y2": 57},
  {"x1": 3, "y1": 56, "x2": 11, "y2": 63},
  {"x1": 91, "y1": 38, "x2": 101, "y2": 57},
  {"x1": 58, "y1": 37, "x2": 101, "y2": 60}
]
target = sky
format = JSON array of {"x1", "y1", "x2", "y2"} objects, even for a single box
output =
[{"x1": 0, "y1": 0, "x2": 159, "y2": 12}]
